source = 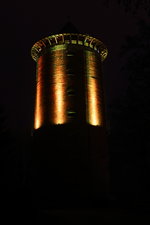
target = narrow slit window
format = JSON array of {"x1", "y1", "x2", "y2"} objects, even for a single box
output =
[
  {"x1": 67, "y1": 110, "x2": 76, "y2": 118},
  {"x1": 67, "y1": 88, "x2": 75, "y2": 96}
]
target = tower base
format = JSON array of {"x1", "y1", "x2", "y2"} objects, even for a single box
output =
[{"x1": 31, "y1": 124, "x2": 109, "y2": 209}]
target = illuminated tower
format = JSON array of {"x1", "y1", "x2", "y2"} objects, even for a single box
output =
[{"x1": 31, "y1": 26, "x2": 109, "y2": 207}]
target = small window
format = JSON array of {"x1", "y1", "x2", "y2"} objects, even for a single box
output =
[
  {"x1": 67, "y1": 73, "x2": 74, "y2": 76},
  {"x1": 67, "y1": 53, "x2": 74, "y2": 56},
  {"x1": 91, "y1": 76, "x2": 98, "y2": 79},
  {"x1": 66, "y1": 51, "x2": 74, "y2": 56},
  {"x1": 78, "y1": 40, "x2": 83, "y2": 45},
  {"x1": 84, "y1": 42, "x2": 89, "y2": 46},
  {"x1": 67, "y1": 88, "x2": 75, "y2": 96},
  {"x1": 71, "y1": 40, "x2": 77, "y2": 44},
  {"x1": 50, "y1": 38, "x2": 56, "y2": 45},
  {"x1": 64, "y1": 36, "x2": 70, "y2": 44},
  {"x1": 66, "y1": 67, "x2": 74, "y2": 74},
  {"x1": 67, "y1": 110, "x2": 76, "y2": 118}
]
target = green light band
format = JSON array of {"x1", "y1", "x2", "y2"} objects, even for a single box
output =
[{"x1": 31, "y1": 33, "x2": 108, "y2": 62}]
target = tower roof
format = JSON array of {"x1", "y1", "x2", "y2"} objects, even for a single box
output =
[{"x1": 59, "y1": 21, "x2": 79, "y2": 34}]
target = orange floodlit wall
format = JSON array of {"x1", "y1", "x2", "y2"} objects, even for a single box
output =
[
  {"x1": 85, "y1": 50, "x2": 103, "y2": 126},
  {"x1": 34, "y1": 56, "x2": 44, "y2": 129},
  {"x1": 51, "y1": 49, "x2": 67, "y2": 124},
  {"x1": 34, "y1": 47, "x2": 68, "y2": 129}
]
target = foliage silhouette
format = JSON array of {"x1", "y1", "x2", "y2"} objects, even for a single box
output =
[
  {"x1": 103, "y1": 0, "x2": 150, "y2": 15},
  {"x1": 108, "y1": 20, "x2": 150, "y2": 204}
]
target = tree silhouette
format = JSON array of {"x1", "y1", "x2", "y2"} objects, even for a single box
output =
[
  {"x1": 103, "y1": 0, "x2": 150, "y2": 15},
  {"x1": 108, "y1": 20, "x2": 150, "y2": 204},
  {"x1": 119, "y1": 20, "x2": 150, "y2": 146}
]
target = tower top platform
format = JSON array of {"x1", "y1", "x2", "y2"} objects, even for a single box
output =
[{"x1": 31, "y1": 33, "x2": 108, "y2": 62}]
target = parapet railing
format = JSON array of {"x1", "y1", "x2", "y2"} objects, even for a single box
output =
[{"x1": 31, "y1": 33, "x2": 108, "y2": 62}]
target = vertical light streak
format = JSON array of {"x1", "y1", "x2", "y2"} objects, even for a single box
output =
[
  {"x1": 34, "y1": 59, "x2": 43, "y2": 129},
  {"x1": 86, "y1": 51, "x2": 102, "y2": 126},
  {"x1": 52, "y1": 49, "x2": 67, "y2": 124}
]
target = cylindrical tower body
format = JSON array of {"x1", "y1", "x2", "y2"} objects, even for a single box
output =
[{"x1": 31, "y1": 33, "x2": 109, "y2": 207}]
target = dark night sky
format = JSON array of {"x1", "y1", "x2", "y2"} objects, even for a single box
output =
[{"x1": 0, "y1": 1, "x2": 149, "y2": 137}]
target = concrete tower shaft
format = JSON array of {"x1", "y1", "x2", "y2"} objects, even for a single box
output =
[
  {"x1": 31, "y1": 33, "x2": 109, "y2": 206},
  {"x1": 31, "y1": 33, "x2": 108, "y2": 130}
]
